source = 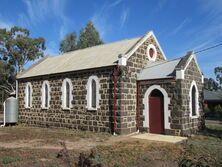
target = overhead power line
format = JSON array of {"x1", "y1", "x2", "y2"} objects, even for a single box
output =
[{"x1": 194, "y1": 42, "x2": 222, "y2": 54}]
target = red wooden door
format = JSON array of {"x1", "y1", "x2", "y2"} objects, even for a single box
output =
[{"x1": 149, "y1": 97, "x2": 164, "y2": 134}]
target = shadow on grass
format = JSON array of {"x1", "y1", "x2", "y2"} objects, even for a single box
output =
[{"x1": 202, "y1": 126, "x2": 222, "y2": 138}]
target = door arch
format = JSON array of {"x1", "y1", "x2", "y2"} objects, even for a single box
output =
[
  {"x1": 149, "y1": 89, "x2": 164, "y2": 134},
  {"x1": 142, "y1": 85, "x2": 171, "y2": 132}
]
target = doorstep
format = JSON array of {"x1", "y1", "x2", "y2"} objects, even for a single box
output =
[{"x1": 131, "y1": 133, "x2": 187, "y2": 143}]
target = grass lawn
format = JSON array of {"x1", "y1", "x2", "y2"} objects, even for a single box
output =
[{"x1": 0, "y1": 124, "x2": 221, "y2": 167}]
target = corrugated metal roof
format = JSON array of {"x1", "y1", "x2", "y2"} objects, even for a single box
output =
[
  {"x1": 137, "y1": 58, "x2": 181, "y2": 80},
  {"x1": 17, "y1": 37, "x2": 141, "y2": 79},
  {"x1": 204, "y1": 90, "x2": 222, "y2": 101}
]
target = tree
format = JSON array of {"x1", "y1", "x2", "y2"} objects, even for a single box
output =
[
  {"x1": 0, "y1": 26, "x2": 45, "y2": 73},
  {"x1": 59, "y1": 32, "x2": 77, "y2": 53},
  {"x1": 60, "y1": 21, "x2": 103, "y2": 53},
  {"x1": 204, "y1": 78, "x2": 220, "y2": 91},
  {"x1": 0, "y1": 26, "x2": 45, "y2": 94},
  {"x1": 215, "y1": 66, "x2": 222, "y2": 87},
  {"x1": 77, "y1": 21, "x2": 103, "y2": 49}
]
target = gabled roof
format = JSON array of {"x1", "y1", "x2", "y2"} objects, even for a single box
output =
[
  {"x1": 17, "y1": 31, "x2": 166, "y2": 79},
  {"x1": 17, "y1": 36, "x2": 141, "y2": 79},
  {"x1": 137, "y1": 58, "x2": 181, "y2": 80},
  {"x1": 204, "y1": 90, "x2": 222, "y2": 101}
]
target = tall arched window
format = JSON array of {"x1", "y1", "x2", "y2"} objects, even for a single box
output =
[
  {"x1": 91, "y1": 79, "x2": 96, "y2": 108},
  {"x1": 66, "y1": 81, "x2": 70, "y2": 108},
  {"x1": 41, "y1": 81, "x2": 50, "y2": 109},
  {"x1": 189, "y1": 81, "x2": 199, "y2": 118},
  {"x1": 86, "y1": 76, "x2": 100, "y2": 110},
  {"x1": 191, "y1": 86, "x2": 196, "y2": 116},
  {"x1": 25, "y1": 82, "x2": 32, "y2": 108},
  {"x1": 61, "y1": 78, "x2": 73, "y2": 109}
]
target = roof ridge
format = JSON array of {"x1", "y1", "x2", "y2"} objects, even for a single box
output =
[
  {"x1": 143, "y1": 58, "x2": 181, "y2": 70},
  {"x1": 55, "y1": 36, "x2": 142, "y2": 58}
]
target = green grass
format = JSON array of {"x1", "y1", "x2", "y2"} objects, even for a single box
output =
[{"x1": 1, "y1": 156, "x2": 21, "y2": 164}]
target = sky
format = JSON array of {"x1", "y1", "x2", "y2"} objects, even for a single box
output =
[{"x1": 0, "y1": 0, "x2": 221, "y2": 78}]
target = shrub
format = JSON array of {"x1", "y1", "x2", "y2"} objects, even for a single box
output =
[{"x1": 214, "y1": 104, "x2": 222, "y2": 113}]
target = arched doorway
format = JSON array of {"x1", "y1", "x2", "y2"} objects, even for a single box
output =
[{"x1": 149, "y1": 89, "x2": 164, "y2": 134}]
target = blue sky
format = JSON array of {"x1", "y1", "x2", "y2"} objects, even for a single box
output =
[{"x1": 0, "y1": 0, "x2": 221, "y2": 78}]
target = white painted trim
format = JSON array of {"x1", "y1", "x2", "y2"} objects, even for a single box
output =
[
  {"x1": 125, "y1": 31, "x2": 167, "y2": 60},
  {"x1": 41, "y1": 80, "x2": 51, "y2": 109},
  {"x1": 61, "y1": 78, "x2": 73, "y2": 109},
  {"x1": 189, "y1": 80, "x2": 199, "y2": 118},
  {"x1": 24, "y1": 82, "x2": 32, "y2": 108},
  {"x1": 86, "y1": 75, "x2": 101, "y2": 110},
  {"x1": 176, "y1": 69, "x2": 185, "y2": 79},
  {"x1": 118, "y1": 55, "x2": 127, "y2": 66},
  {"x1": 201, "y1": 75, "x2": 204, "y2": 84},
  {"x1": 143, "y1": 85, "x2": 171, "y2": 130},
  {"x1": 146, "y1": 44, "x2": 157, "y2": 61},
  {"x1": 184, "y1": 54, "x2": 202, "y2": 76}
]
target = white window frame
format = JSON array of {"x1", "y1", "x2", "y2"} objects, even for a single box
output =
[
  {"x1": 61, "y1": 78, "x2": 73, "y2": 110},
  {"x1": 189, "y1": 80, "x2": 199, "y2": 118},
  {"x1": 24, "y1": 82, "x2": 32, "y2": 108},
  {"x1": 146, "y1": 44, "x2": 157, "y2": 61},
  {"x1": 86, "y1": 75, "x2": 100, "y2": 110},
  {"x1": 41, "y1": 80, "x2": 51, "y2": 109}
]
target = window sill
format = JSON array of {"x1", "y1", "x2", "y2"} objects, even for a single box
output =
[
  {"x1": 41, "y1": 107, "x2": 49, "y2": 110},
  {"x1": 190, "y1": 115, "x2": 199, "y2": 119},
  {"x1": 87, "y1": 107, "x2": 97, "y2": 111},
  {"x1": 25, "y1": 107, "x2": 31, "y2": 109},
  {"x1": 62, "y1": 107, "x2": 71, "y2": 111}
]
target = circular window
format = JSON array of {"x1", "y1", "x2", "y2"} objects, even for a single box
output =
[{"x1": 147, "y1": 44, "x2": 157, "y2": 61}]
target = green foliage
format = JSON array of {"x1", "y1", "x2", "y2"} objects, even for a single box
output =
[
  {"x1": 1, "y1": 156, "x2": 21, "y2": 164},
  {"x1": 77, "y1": 21, "x2": 103, "y2": 49},
  {"x1": 0, "y1": 26, "x2": 45, "y2": 73},
  {"x1": 60, "y1": 21, "x2": 103, "y2": 53},
  {"x1": 0, "y1": 26, "x2": 45, "y2": 94},
  {"x1": 204, "y1": 78, "x2": 220, "y2": 91},
  {"x1": 215, "y1": 67, "x2": 222, "y2": 86},
  {"x1": 59, "y1": 32, "x2": 77, "y2": 53},
  {"x1": 214, "y1": 104, "x2": 222, "y2": 113}
]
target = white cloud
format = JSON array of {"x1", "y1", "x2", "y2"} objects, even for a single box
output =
[
  {"x1": 109, "y1": 0, "x2": 123, "y2": 8},
  {"x1": 21, "y1": 0, "x2": 73, "y2": 40},
  {"x1": 91, "y1": 0, "x2": 129, "y2": 40},
  {"x1": 168, "y1": 18, "x2": 190, "y2": 37},
  {"x1": 120, "y1": 8, "x2": 130, "y2": 28}
]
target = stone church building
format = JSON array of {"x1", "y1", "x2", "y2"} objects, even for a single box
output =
[{"x1": 17, "y1": 31, "x2": 204, "y2": 136}]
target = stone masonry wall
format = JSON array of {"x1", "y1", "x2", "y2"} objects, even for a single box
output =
[
  {"x1": 18, "y1": 67, "x2": 115, "y2": 133},
  {"x1": 115, "y1": 35, "x2": 166, "y2": 134},
  {"x1": 137, "y1": 58, "x2": 203, "y2": 136},
  {"x1": 180, "y1": 58, "x2": 203, "y2": 136},
  {"x1": 138, "y1": 79, "x2": 183, "y2": 136}
]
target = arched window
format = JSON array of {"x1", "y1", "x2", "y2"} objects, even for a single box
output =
[
  {"x1": 61, "y1": 78, "x2": 73, "y2": 109},
  {"x1": 25, "y1": 82, "x2": 32, "y2": 108},
  {"x1": 86, "y1": 76, "x2": 100, "y2": 110},
  {"x1": 41, "y1": 81, "x2": 50, "y2": 109},
  {"x1": 189, "y1": 81, "x2": 199, "y2": 118},
  {"x1": 91, "y1": 79, "x2": 96, "y2": 108},
  {"x1": 191, "y1": 86, "x2": 196, "y2": 116}
]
